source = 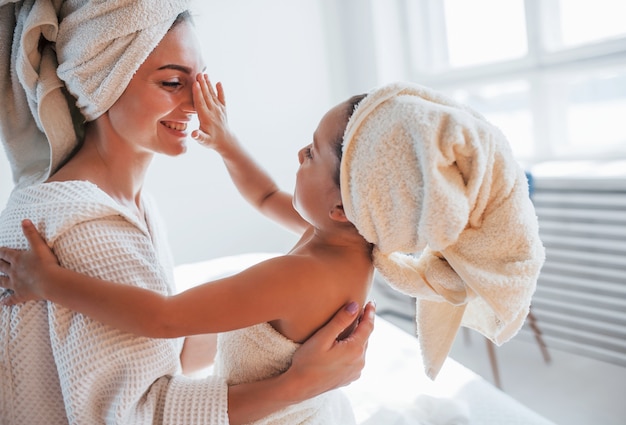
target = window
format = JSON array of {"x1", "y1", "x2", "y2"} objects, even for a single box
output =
[
  {"x1": 553, "y1": 0, "x2": 626, "y2": 49},
  {"x1": 389, "y1": 0, "x2": 626, "y2": 164},
  {"x1": 443, "y1": 0, "x2": 527, "y2": 68}
]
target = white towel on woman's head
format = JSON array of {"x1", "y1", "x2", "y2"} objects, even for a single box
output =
[
  {"x1": 0, "y1": 0, "x2": 191, "y2": 187},
  {"x1": 340, "y1": 82, "x2": 545, "y2": 379}
]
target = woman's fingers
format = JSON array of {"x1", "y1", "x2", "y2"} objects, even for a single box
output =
[
  {"x1": 309, "y1": 301, "x2": 375, "y2": 349},
  {"x1": 346, "y1": 301, "x2": 375, "y2": 351}
]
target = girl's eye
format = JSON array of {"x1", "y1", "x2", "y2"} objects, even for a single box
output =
[{"x1": 304, "y1": 147, "x2": 312, "y2": 158}]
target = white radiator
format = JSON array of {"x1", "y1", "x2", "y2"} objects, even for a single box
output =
[{"x1": 525, "y1": 175, "x2": 626, "y2": 367}]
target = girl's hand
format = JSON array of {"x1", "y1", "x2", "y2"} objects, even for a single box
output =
[
  {"x1": 0, "y1": 219, "x2": 59, "y2": 305},
  {"x1": 191, "y1": 73, "x2": 234, "y2": 152}
]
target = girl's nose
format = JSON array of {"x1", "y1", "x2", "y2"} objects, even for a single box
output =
[{"x1": 297, "y1": 147, "x2": 305, "y2": 165}]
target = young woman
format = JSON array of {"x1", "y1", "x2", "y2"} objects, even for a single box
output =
[
  {"x1": 0, "y1": 5, "x2": 373, "y2": 425},
  {"x1": 1, "y1": 72, "x2": 372, "y2": 424},
  {"x1": 2, "y1": 40, "x2": 544, "y2": 422}
]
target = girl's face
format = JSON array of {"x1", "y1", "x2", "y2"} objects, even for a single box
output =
[
  {"x1": 293, "y1": 101, "x2": 349, "y2": 226},
  {"x1": 106, "y1": 21, "x2": 205, "y2": 157}
]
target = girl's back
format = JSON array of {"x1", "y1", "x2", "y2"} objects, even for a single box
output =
[{"x1": 268, "y1": 228, "x2": 374, "y2": 344}]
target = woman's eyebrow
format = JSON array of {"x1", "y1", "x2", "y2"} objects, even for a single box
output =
[
  {"x1": 157, "y1": 64, "x2": 208, "y2": 74},
  {"x1": 157, "y1": 64, "x2": 192, "y2": 74}
]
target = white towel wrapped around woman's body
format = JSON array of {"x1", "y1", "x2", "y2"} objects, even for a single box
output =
[{"x1": 0, "y1": 181, "x2": 228, "y2": 425}]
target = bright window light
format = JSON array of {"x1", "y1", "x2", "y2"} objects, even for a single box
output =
[
  {"x1": 558, "y1": 0, "x2": 626, "y2": 48},
  {"x1": 443, "y1": 0, "x2": 527, "y2": 67},
  {"x1": 391, "y1": 0, "x2": 626, "y2": 161}
]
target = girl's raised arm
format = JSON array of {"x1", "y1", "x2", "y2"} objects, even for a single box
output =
[{"x1": 191, "y1": 74, "x2": 307, "y2": 234}]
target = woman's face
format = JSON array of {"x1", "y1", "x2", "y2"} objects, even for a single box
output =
[
  {"x1": 293, "y1": 101, "x2": 349, "y2": 226},
  {"x1": 106, "y1": 21, "x2": 205, "y2": 157}
]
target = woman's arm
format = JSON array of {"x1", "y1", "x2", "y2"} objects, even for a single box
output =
[
  {"x1": 0, "y1": 220, "x2": 309, "y2": 338},
  {"x1": 191, "y1": 74, "x2": 307, "y2": 234}
]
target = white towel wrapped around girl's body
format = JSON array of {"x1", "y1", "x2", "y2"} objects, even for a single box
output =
[{"x1": 216, "y1": 323, "x2": 356, "y2": 424}]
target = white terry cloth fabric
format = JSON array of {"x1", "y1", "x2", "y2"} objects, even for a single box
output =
[
  {"x1": 340, "y1": 82, "x2": 545, "y2": 379},
  {"x1": 0, "y1": 181, "x2": 228, "y2": 425},
  {"x1": 216, "y1": 323, "x2": 357, "y2": 425},
  {"x1": 0, "y1": 0, "x2": 190, "y2": 187}
]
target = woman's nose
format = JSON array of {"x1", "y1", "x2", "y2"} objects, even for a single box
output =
[{"x1": 181, "y1": 88, "x2": 196, "y2": 114}]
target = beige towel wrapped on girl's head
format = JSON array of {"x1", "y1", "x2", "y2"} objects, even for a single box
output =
[{"x1": 340, "y1": 82, "x2": 545, "y2": 379}]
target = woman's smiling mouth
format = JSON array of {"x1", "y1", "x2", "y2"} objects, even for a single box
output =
[{"x1": 162, "y1": 121, "x2": 188, "y2": 132}]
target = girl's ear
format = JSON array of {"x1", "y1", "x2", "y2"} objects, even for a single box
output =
[{"x1": 329, "y1": 204, "x2": 349, "y2": 222}]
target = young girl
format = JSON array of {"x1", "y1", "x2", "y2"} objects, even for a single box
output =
[{"x1": 1, "y1": 79, "x2": 545, "y2": 422}]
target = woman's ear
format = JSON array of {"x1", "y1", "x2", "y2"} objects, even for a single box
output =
[{"x1": 329, "y1": 204, "x2": 349, "y2": 222}]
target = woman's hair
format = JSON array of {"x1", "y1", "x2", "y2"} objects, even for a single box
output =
[
  {"x1": 171, "y1": 10, "x2": 194, "y2": 29},
  {"x1": 332, "y1": 93, "x2": 367, "y2": 187}
]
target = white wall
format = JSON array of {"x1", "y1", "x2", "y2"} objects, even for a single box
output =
[{"x1": 0, "y1": 0, "x2": 352, "y2": 265}]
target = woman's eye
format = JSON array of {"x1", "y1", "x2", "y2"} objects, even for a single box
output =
[
  {"x1": 162, "y1": 80, "x2": 182, "y2": 89},
  {"x1": 305, "y1": 147, "x2": 312, "y2": 158}
]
